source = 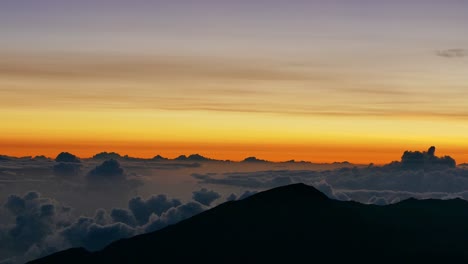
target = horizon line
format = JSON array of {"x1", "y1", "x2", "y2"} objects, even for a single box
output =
[
  {"x1": 1, "y1": 148, "x2": 464, "y2": 166},
  {"x1": 1, "y1": 151, "x2": 363, "y2": 164}
]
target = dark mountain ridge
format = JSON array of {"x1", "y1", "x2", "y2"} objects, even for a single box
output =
[{"x1": 30, "y1": 183, "x2": 468, "y2": 263}]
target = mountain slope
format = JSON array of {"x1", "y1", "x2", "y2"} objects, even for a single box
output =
[{"x1": 30, "y1": 183, "x2": 468, "y2": 263}]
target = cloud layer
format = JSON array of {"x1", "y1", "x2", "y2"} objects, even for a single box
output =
[
  {"x1": 1, "y1": 147, "x2": 468, "y2": 263},
  {"x1": 1, "y1": 191, "x2": 207, "y2": 263}
]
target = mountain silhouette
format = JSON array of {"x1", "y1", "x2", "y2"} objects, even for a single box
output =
[
  {"x1": 29, "y1": 183, "x2": 468, "y2": 263},
  {"x1": 151, "y1": 155, "x2": 169, "y2": 161},
  {"x1": 242, "y1": 156, "x2": 268, "y2": 163},
  {"x1": 174, "y1": 154, "x2": 215, "y2": 161}
]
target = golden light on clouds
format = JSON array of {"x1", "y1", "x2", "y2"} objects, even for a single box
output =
[{"x1": 1, "y1": 51, "x2": 468, "y2": 164}]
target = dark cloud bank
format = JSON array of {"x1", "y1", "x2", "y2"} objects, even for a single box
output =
[
  {"x1": 1, "y1": 154, "x2": 244, "y2": 264},
  {"x1": 1, "y1": 189, "x2": 223, "y2": 263}
]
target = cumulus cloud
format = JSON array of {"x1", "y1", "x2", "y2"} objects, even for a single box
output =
[
  {"x1": 5, "y1": 195, "x2": 26, "y2": 215},
  {"x1": 94, "y1": 209, "x2": 111, "y2": 226},
  {"x1": 87, "y1": 159, "x2": 125, "y2": 182},
  {"x1": 92, "y1": 152, "x2": 123, "y2": 160},
  {"x1": 85, "y1": 159, "x2": 142, "y2": 190},
  {"x1": 110, "y1": 209, "x2": 137, "y2": 227},
  {"x1": 397, "y1": 146, "x2": 455, "y2": 170},
  {"x1": 128, "y1": 195, "x2": 181, "y2": 226},
  {"x1": 55, "y1": 152, "x2": 80, "y2": 163},
  {"x1": 145, "y1": 202, "x2": 205, "y2": 232},
  {"x1": 0, "y1": 189, "x2": 209, "y2": 263},
  {"x1": 192, "y1": 189, "x2": 221, "y2": 206},
  {"x1": 59, "y1": 217, "x2": 136, "y2": 251},
  {"x1": 1, "y1": 191, "x2": 72, "y2": 257},
  {"x1": 160, "y1": 202, "x2": 205, "y2": 225}
]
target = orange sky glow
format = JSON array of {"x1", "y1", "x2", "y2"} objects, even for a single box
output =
[{"x1": 1, "y1": 2, "x2": 467, "y2": 164}]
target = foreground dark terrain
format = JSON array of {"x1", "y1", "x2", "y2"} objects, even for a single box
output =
[{"x1": 30, "y1": 183, "x2": 468, "y2": 263}]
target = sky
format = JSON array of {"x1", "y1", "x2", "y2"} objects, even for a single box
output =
[{"x1": 1, "y1": 0, "x2": 468, "y2": 163}]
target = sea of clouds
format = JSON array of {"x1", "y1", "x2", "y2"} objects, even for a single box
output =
[{"x1": 1, "y1": 147, "x2": 467, "y2": 263}]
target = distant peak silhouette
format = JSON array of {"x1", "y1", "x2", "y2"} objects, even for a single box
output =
[
  {"x1": 174, "y1": 154, "x2": 213, "y2": 161},
  {"x1": 242, "y1": 183, "x2": 330, "y2": 203},
  {"x1": 152, "y1": 155, "x2": 168, "y2": 161},
  {"x1": 242, "y1": 156, "x2": 268, "y2": 163}
]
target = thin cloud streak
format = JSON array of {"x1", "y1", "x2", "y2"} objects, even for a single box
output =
[
  {"x1": 436, "y1": 49, "x2": 467, "y2": 58},
  {"x1": 1, "y1": 52, "x2": 468, "y2": 122},
  {"x1": 0, "y1": 54, "x2": 323, "y2": 81}
]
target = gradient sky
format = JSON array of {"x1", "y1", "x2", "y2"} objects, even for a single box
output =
[{"x1": 1, "y1": 0, "x2": 468, "y2": 163}]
